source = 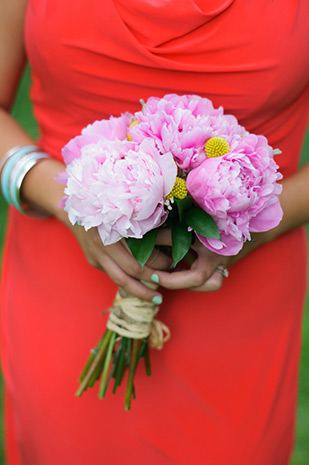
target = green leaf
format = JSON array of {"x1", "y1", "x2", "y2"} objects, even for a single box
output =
[
  {"x1": 126, "y1": 228, "x2": 158, "y2": 268},
  {"x1": 171, "y1": 221, "x2": 193, "y2": 267},
  {"x1": 174, "y1": 196, "x2": 193, "y2": 222},
  {"x1": 184, "y1": 206, "x2": 220, "y2": 239}
]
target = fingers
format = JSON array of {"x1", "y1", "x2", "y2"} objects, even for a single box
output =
[
  {"x1": 73, "y1": 224, "x2": 228, "y2": 299},
  {"x1": 149, "y1": 238, "x2": 229, "y2": 292},
  {"x1": 105, "y1": 242, "x2": 172, "y2": 278},
  {"x1": 151, "y1": 265, "x2": 227, "y2": 292},
  {"x1": 150, "y1": 263, "x2": 208, "y2": 290},
  {"x1": 99, "y1": 253, "x2": 163, "y2": 303},
  {"x1": 149, "y1": 243, "x2": 209, "y2": 289},
  {"x1": 104, "y1": 241, "x2": 144, "y2": 278},
  {"x1": 145, "y1": 247, "x2": 173, "y2": 270},
  {"x1": 72, "y1": 227, "x2": 164, "y2": 302},
  {"x1": 189, "y1": 268, "x2": 224, "y2": 292},
  {"x1": 156, "y1": 228, "x2": 172, "y2": 246}
]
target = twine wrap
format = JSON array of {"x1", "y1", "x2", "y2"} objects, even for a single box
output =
[{"x1": 107, "y1": 283, "x2": 171, "y2": 349}]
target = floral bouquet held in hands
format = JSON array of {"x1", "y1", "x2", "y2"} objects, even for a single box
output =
[{"x1": 59, "y1": 94, "x2": 283, "y2": 410}]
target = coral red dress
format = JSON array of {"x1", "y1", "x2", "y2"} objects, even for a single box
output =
[{"x1": 1, "y1": 1, "x2": 308, "y2": 464}]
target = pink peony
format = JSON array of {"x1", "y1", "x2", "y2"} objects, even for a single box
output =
[
  {"x1": 128, "y1": 94, "x2": 246, "y2": 170},
  {"x1": 186, "y1": 134, "x2": 283, "y2": 255},
  {"x1": 62, "y1": 137, "x2": 177, "y2": 245}
]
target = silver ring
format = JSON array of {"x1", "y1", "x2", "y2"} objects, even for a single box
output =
[{"x1": 216, "y1": 268, "x2": 229, "y2": 278}]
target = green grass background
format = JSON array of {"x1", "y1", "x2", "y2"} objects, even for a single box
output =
[{"x1": 0, "y1": 67, "x2": 308, "y2": 464}]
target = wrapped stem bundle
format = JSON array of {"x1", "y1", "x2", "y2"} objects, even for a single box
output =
[{"x1": 76, "y1": 283, "x2": 170, "y2": 410}]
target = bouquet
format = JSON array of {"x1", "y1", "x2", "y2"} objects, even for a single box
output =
[{"x1": 59, "y1": 94, "x2": 283, "y2": 410}]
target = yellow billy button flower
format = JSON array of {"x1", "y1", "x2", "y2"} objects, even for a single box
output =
[
  {"x1": 205, "y1": 136, "x2": 230, "y2": 158},
  {"x1": 166, "y1": 176, "x2": 188, "y2": 200},
  {"x1": 127, "y1": 120, "x2": 139, "y2": 141}
]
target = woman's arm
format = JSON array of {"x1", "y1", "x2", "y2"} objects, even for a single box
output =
[{"x1": 0, "y1": 0, "x2": 169, "y2": 304}]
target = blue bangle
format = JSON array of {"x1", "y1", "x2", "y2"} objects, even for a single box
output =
[{"x1": 1, "y1": 146, "x2": 38, "y2": 204}]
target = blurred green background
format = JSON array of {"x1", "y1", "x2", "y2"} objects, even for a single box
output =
[{"x1": 0, "y1": 67, "x2": 308, "y2": 464}]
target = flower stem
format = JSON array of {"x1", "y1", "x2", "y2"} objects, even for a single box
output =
[
  {"x1": 144, "y1": 341, "x2": 152, "y2": 376},
  {"x1": 103, "y1": 343, "x2": 121, "y2": 396},
  {"x1": 137, "y1": 339, "x2": 146, "y2": 360},
  {"x1": 88, "y1": 360, "x2": 104, "y2": 388},
  {"x1": 124, "y1": 339, "x2": 140, "y2": 411},
  {"x1": 113, "y1": 337, "x2": 128, "y2": 394},
  {"x1": 79, "y1": 335, "x2": 105, "y2": 383},
  {"x1": 76, "y1": 329, "x2": 113, "y2": 397},
  {"x1": 99, "y1": 331, "x2": 117, "y2": 398}
]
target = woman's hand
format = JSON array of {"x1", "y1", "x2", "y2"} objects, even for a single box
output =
[
  {"x1": 149, "y1": 227, "x2": 275, "y2": 292},
  {"x1": 66, "y1": 223, "x2": 172, "y2": 302},
  {"x1": 148, "y1": 160, "x2": 309, "y2": 293},
  {"x1": 150, "y1": 229, "x2": 230, "y2": 292}
]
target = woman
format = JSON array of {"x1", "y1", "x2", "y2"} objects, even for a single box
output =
[{"x1": 0, "y1": 0, "x2": 308, "y2": 464}]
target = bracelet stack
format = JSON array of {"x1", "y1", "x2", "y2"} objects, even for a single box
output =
[{"x1": 0, "y1": 145, "x2": 51, "y2": 215}]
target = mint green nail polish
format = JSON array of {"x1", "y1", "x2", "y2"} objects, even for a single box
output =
[
  {"x1": 151, "y1": 273, "x2": 159, "y2": 284},
  {"x1": 152, "y1": 295, "x2": 162, "y2": 305}
]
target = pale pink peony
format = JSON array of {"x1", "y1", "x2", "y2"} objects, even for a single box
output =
[
  {"x1": 82, "y1": 113, "x2": 132, "y2": 139},
  {"x1": 186, "y1": 134, "x2": 283, "y2": 255},
  {"x1": 128, "y1": 94, "x2": 246, "y2": 170},
  {"x1": 62, "y1": 137, "x2": 177, "y2": 245},
  {"x1": 62, "y1": 113, "x2": 132, "y2": 166}
]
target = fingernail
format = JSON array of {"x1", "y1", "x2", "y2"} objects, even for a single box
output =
[
  {"x1": 151, "y1": 273, "x2": 159, "y2": 284},
  {"x1": 152, "y1": 295, "x2": 163, "y2": 305}
]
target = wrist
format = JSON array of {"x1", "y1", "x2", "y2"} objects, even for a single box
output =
[{"x1": 20, "y1": 154, "x2": 67, "y2": 219}]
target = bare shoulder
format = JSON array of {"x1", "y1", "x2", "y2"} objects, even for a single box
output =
[{"x1": 0, "y1": 0, "x2": 29, "y2": 109}]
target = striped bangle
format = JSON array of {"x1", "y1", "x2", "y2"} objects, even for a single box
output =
[
  {"x1": 1, "y1": 146, "x2": 40, "y2": 203},
  {"x1": 0, "y1": 145, "x2": 38, "y2": 178},
  {"x1": 0, "y1": 145, "x2": 51, "y2": 215},
  {"x1": 10, "y1": 152, "x2": 50, "y2": 213}
]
